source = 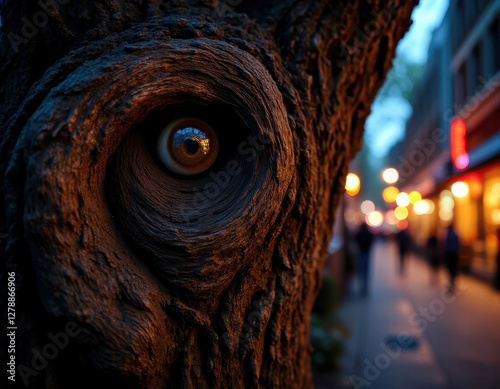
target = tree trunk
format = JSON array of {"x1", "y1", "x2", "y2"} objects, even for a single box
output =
[{"x1": 0, "y1": 1, "x2": 416, "y2": 388}]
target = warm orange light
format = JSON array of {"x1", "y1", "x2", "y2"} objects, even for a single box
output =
[
  {"x1": 409, "y1": 191, "x2": 422, "y2": 204},
  {"x1": 413, "y1": 199, "x2": 435, "y2": 215},
  {"x1": 492, "y1": 183, "x2": 500, "y2": 198},
  {"x1": 366, "y1": 211, "x2": 384, "y2": 227},
  {"x1": 346, "y1": 173, "x2": 360, "y2": 196},
  {"x1": 382, "y1": 168, "x2": 399, "y2": 184},
  {"x1": 345, "y1": 173, "x2": 360, "y2": 190},
  {"x1": 396, "y1": 192, "x2": 410, "y2": 207},
  {"x1": 394, "y1": 206, "x2": 409, "y2": 220},
  {"x1": 486, "y1": 233, "x2": 499, "y2": 248},
  {"x1": 413, "y1": 200, "x2": 429, "y2": 215},
  {"x1": 451, "y1": 182, "x2": 469, "y2": 198},
  {"x1": 347, "y1": 188, "x2": 360, "y2": 196},
  {"x1": 493, "y1": 210, "x2": 500, "y2": 225},
  {"x1": 469, "y1": 178, "x2": 483, "y2": 199},
  {"x1": 383, "y1": 187, "x2": 399, "y2": 203}
]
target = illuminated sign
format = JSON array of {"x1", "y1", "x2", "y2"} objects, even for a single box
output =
[{"x1": 450, "y1": 118, "x2": 469, "y2": 170}]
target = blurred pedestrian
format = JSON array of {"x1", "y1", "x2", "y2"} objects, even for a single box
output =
[
  {"x1": 396, "y1": 229, "x2": 410, "y2": 275},
  {"x1": 445, "y1": 225, "x2": 460, "y2": 289},
  {"x1": 495, "y1": 228, "x2": 500, "y2": 290},
  {"x1": 355, "y1": 223, "x2": 374, "y2": 295},
  {"x1": 427, "y1": 233, "x2": 440, "y2": 285}
]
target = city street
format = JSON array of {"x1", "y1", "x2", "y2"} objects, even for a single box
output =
[{"x1": 319, "y1": 238, "x2": 500, "y2": 389}]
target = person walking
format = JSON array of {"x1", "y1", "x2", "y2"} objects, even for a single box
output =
[
  {"x1": 355, "y1": 223, "x2": 374, "y2": 296},
  {"x1": 396, "y1": 228, "x2": 410, "y2": 275},
  {"x1": 445, "y1": 225, "x2": 460, "y2": 290}
]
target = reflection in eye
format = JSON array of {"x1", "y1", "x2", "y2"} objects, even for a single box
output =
[{"x1": 157, "y1": 117, "x2": 219, "y2": 175}]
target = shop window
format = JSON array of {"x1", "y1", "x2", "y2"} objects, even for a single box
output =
[{"x1": 483, "y1": 167, "x2": 500, "y2": 265}]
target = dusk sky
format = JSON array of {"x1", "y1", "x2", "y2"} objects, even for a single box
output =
[{"x1": 364, "y1": 0, "x2": 450, "y2": 159}]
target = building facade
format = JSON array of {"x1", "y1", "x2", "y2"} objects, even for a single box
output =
[{"x1": 390, "y1": 0, "x2": 500, "y2": 280}]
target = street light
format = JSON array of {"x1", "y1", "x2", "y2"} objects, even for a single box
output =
[
  {"x1": 451, "y1": 182, "x2": 469, "y2": 198},
  {"x1": 383, "y1": 186, "x2": 399, "y2": 203},
  {"x1": 409, "y1": 191, "x2": 422, "y2": 204},
  {"x1": 413, "y1": 199, "x2": 435, "y2": 215},
  {"x1": 366, "y1": 211, "x2": 384, "y2": 227},
  {"x1": 345, "y1": 173, "x2": 360, "y2": 196},
  {"x1": 396, "y1": 192, "x2": 410, "y2": 207},
  {"x1": 394, "y1": 206, "x2": 409, "y2": 220},
  {"x1": 382, "y1": 168, "x2": 399, "y2": 184}
]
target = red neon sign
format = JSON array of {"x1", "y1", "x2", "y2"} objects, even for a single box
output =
[{"x1": 451, "y1": 118, "x2": 469, "y2": 170}]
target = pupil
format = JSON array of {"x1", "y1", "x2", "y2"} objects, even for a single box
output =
[{"x1": 184, "y1": 139, "x2": 200, "y2": 155}]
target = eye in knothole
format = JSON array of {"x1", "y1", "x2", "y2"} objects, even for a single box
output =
[{"x1": 157, "y1": 117, "x2": 219, "y2": 175}]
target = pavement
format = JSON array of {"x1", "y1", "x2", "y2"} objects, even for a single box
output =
[{"x1": 314, "y1": 238, "x2": 500, "y2": 389}]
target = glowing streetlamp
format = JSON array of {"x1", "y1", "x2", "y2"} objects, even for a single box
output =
[
  {"x1": 451, "y1": 182, "x2": 469, "y2": 198},
  {"x1": 409, "y1": 191, "x2": 422, "y2": 204},
  {"x1": 396, "y1": 192, "x2": 410, "y2": 207},
  {"x1": 383, "y1": 187, "x2": 399, "y2": 203},
  {"x1": 382, "y1": 168, "x2": 399, "y2": 184},
  {"x1": 345, "y1": 173, "x2": 360, "y2": 196},
  {"x1": 366, "y1": 211, "x2": 384, "y2": 227},
  {"x1": 413, "y1": 199, "x2": 435, "y2": 215},
  {"x1": 394, "y1": 206, "x2": 409, "y2": 220}
]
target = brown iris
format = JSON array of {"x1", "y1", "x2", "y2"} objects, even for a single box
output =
[{"x1": 157, "y1": 118, "x2": 218, "y2": 175}]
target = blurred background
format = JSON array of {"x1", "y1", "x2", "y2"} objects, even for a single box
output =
[{"x1": 313, "y1": 1, "x2": 500, "y2": 388}]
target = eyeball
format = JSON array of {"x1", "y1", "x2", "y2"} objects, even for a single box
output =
[{"x1": 157, "y1": 117, "x2": 219, "y2": 176}]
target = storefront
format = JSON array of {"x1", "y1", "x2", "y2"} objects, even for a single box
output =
[
  {"x1": 443, "y1": 160, "x2": 500, "y2": 279},
  {"x1": 404, "y1": 157, "x2": 500, "y2": 281}
]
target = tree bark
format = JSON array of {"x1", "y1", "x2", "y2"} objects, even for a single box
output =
[{"x1": 0, "y1": 1, "x2": 416, "y2": 388}]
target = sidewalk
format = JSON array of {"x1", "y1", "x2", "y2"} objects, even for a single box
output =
[{"x1": 316, "y1": 238, "x2": 500, "y2": 389}]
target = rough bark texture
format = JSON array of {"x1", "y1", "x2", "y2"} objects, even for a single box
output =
[{"x1": 0, "y1": 1, "x2": 416, "y2": 388}]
